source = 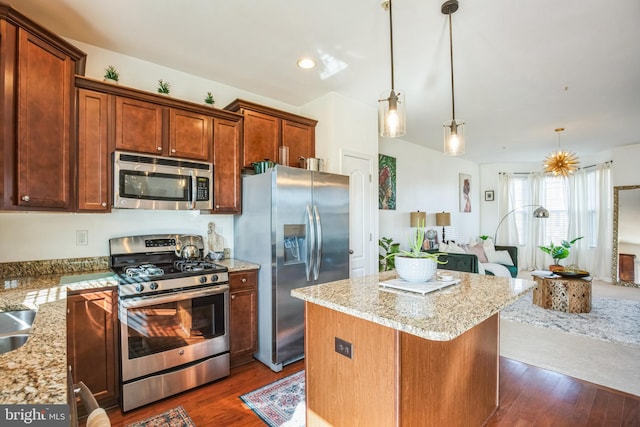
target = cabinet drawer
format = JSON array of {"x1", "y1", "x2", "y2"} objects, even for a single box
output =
[{"x1": 229, "y1": 270, "x2": 257, "y2": 289}]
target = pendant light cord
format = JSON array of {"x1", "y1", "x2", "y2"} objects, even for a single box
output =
[
  {"x1": 389, "y1": 0, "x2": 395, "y2": 91},
  {"x1": 448, "y1": 11, "x2": 455, "y2": 121}
]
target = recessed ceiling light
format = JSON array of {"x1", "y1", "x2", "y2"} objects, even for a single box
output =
[{"x1": 297, "y1": 58, "x2": 316, "y2": 69}]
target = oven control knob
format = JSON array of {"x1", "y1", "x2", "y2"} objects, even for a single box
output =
[
  {"x1": 199, "y1": 276, "x2": 207, "y2": 284},
  {"x1": 210, "y1": 274, "x2": 218, "y2": 282},
  {"x1": 135, "y1": 284, "x2": 145, "y2": 293},
  {"x1": 150, "y1": 282, "x2": 159, "y2": 290}
]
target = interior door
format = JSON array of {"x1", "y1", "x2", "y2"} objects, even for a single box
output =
[{"x1": 342, "y1": 151, "x2": 374, "y2": 277}]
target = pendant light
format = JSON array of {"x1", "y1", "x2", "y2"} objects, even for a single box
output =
[
  {"x1": 378, "y1": 0, "x2": 406, "y2": 138},
  {"x1": 442, "y1": 0, "x2": 465, "y2": 156},
  {"x1": 543, "y1": 127, "x2": 579, "y2": 177}
]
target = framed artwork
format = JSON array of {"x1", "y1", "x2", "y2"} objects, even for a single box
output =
[
  {"x1": 378, "y1": 154, "x2": 396, "y2": 210},
  {"x1": 485, "y1": 190, "x2": 494, "y2": 201},
  {"x1": 459, "y1": 173, "x2": 471, "y2": 212}
]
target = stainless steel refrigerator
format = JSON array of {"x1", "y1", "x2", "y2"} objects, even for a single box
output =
[{"x1": 234, "y1": 165, "x2": 350, "y2": 372}]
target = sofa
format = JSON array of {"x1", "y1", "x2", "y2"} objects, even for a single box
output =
[{"x1": 426, "y1": 245, "x2": 518, "y2": 278}]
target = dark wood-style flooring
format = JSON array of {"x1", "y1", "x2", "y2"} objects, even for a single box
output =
[{"x1": 104, "y1": 357, "x2": 639, "y2": 426}]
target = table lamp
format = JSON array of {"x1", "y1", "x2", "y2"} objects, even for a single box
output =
[
  {"x1": 436, "y1": 211, "x2": 451, "y2": 242},
  {"x1": 409, "y1": 211, "x2": 427, "y2": 227}
]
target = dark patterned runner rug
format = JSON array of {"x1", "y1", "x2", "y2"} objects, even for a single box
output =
[
  {"x1": 125, "y1": 405, "x2": 195, "y2": 427},
  {"x1": 240, "y1": 370, "x2": 306, "y2": 427}
]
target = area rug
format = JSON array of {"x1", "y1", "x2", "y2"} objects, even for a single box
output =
[
  {"x1": 125, "y1": 406, "x2": 195, "y2": 427},
  {"x1": 501, "y1": 294, "x2": 640, "y2": 349},
  {"x1": 240, "y1": 370, "x2": 306, "y2": 427}
]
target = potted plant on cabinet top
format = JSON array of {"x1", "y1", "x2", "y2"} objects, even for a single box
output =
[
  {"x1": 157, "y1": 79, "x2": 171, "y2": 95},
  {"x1": 538, "y1": 236, "x2": 583, "y2": 271},
  {"x1": 384, "y1": 221, "x2": 447, "y2": 282},
  {"x1": 204, "y1": 91, "x2": 215, "y2": 106},
  {"x1": 103, "y1": 65, "x2": 119, "y2": 83}
]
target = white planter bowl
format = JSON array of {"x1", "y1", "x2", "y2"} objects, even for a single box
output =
[{"x1": 395, "y1": 256, "x2": 437, "y2": 282}]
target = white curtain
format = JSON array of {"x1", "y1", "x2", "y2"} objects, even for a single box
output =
[
  {"x1": 566, "y1": 163, "x2": 612, "y2": 280},
  {"x1": 497, "y1": 172, "x2": 547, "y2": 270},
  {"x1": 497, "y1": 163, "x2": 612, "y2": 277}
]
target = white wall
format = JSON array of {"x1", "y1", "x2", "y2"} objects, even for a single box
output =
[
  {"x1": 613, "y1": 144, "x2": 640, "y2": 187},
  {"x1": 378, "y1": 139, "x2": 480, "y2": 251}
]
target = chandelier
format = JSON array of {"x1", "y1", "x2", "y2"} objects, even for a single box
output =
[{"x1": 543, "y1": 127, "x2": 579, "y2": 177}]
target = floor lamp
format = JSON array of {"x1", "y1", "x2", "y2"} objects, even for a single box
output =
[
  {"x1": 493, "y1": 205, "x2": 549, "y2": 243},
  {"x1": 436, "y1": 211, "x2": 451, "y2": 243}
]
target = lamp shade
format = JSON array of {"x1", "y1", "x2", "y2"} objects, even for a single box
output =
[
  {"x1": 410, "y1": 211, "x2": 427, "y2": 227},
  {"x1": 379, "y1": 89, "x2": 406, "y2": 137},
  {"x1": 436, "y1": 212, "x2": 451, "y2": 226}
]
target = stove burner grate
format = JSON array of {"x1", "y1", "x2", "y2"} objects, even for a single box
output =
[
  {"x1": 125, "y1": 264, "x2": 165, "y2": 278},
  {"x1": 174, "y1": 260, "x2": 219, "y2": 272}
]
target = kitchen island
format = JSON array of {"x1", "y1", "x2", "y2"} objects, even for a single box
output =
[{"x1": 292, "y1": 270, "x2": 536, "y2": 427}]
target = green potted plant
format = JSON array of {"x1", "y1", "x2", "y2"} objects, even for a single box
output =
[
  {"x1": 103, "y1": 65, "x2": 119, "y2": 83},
  {"x1": 384, "y1": 221, "x2": 447, "y2": 282},
  {"x1": 157, "y1": 79, "x2": 171, "y2": 95},
  {"x1": 379, "y1": 237, "x2": 400, "y2": 272},
  {"x1": 538, "y1": 236, "x2": 583, "y2": 271},
  {"x1": 204, "y1": 91, "x2": 215, "y2": 106}
]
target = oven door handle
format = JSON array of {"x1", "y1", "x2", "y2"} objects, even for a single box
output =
[{"x1": 120, "y1": 285, "x2": 228, "y2": 309}]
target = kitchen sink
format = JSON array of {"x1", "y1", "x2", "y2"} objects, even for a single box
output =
[
  {"x1": 0, "y1": 310, "x2": 36, "y2": 335},
  {"x1": 0, "y1": 334, "x2": 30, "y2": 354}
]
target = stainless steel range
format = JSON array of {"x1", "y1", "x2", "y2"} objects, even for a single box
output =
[{"x1": 109, "y1": 234, "x2": 230, "y2": 411}]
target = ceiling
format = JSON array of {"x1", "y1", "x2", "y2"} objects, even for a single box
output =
[{"x1": 11, "y1": 0, "x2": 640, "y2": 164}]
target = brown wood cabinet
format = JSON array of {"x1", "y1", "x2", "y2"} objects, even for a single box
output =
[
  {"x1": 619, "y1": 253, "x2": 636, "y2": 282},
  {"x1": 75, "y1": 76, "x2": 243, "y2": 213},
  {"x1": 77, "y1": 89, "x2": 110, "y2": 212},
  {"x1": 229, "y1": 269, "x2": 258, "y2": 368},
  {"x1": 225, "y1": 99, "x2": 317, "y2": 169},
  {"x1": 67, "y1": 288, "x2": 119, "y2": 410},
  {"x1": 213, "y1": 118, "x2": 242, "y2": 213},
  {"x1": 0, "y1": 4, "x2": 86, "y2": 210}
]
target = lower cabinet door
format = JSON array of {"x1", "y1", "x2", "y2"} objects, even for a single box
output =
[
  {"x1": 229, "y1": 270, "x2": 258, "y2": 367},
  {"x1": 67, "y1": 289, "x2": 119, "y2": 411}
]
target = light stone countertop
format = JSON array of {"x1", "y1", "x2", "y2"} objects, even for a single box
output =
[
  {"x1": 0, "y1": 258, "x2": 258, "y2": 405},
  {"x1": 291, "y1": 270, "x2": 536, "y2": 341}
]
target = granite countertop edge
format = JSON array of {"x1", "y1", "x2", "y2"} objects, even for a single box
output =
[
  {"x1": 0, "y1": 257, "x2": 258, "y2": 405},
  {"x1": 291, "y1": 271, "x2": 536, "y2": 342}
]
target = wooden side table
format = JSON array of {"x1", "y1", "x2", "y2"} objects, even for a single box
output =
[{"x1": 532, "y1": 275, "x2": 592, "y2": 313}]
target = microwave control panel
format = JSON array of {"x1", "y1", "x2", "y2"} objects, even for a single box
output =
[{"x1": 196, "y1": 177, "x2": 210, "y2": 201}]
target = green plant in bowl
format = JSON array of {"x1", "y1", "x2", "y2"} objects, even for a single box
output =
[
  {"x1": 157, "y1": 79, "x2": 171, "y2": 95},
  {"x1": 538, "y1": 236, "x2": 583, "y2": 266},
  {"x1": 103, "y1": 65, "x2": 119, "y2": 82}
]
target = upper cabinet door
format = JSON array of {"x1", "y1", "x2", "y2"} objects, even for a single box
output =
[
  {"x1": 242, "y1": 110, "x2": 280, "y2": 168},
  {"x1": 77, "y1": 89, "x2": 110, "y2": 212},
  {"x1": 169, "y1": 109, "x2": 212, "y2": 161},
  {"x1": 282, "y1": 120, "x2": 315, "y2": 168},
  {"x1": 16, "y1": 28, "x2": 74, "y2": 210},
  {"x1": 213, "y1": 118, "x2": 242, "y2": 213},
  {"x1": 115, "y1": 97, "x2": 164, "y2": 155}
]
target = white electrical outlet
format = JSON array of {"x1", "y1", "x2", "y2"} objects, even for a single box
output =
[{"x1": 76, "y1": 230, "x2": 88, "y2": 246}]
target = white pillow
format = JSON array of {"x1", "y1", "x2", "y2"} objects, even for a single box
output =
[
  {"x1": 487, "y1": 250, "x2": 514, "y2": 266},
  {"x1": 482, "y1": 238, "x2": 497, "y2": 259},
  {"x1": 438, "y1": 242, "x2": 449, "y2": 252},
  {"x1": 447, "y1": 243, "x2": 466, "y2": 254}
]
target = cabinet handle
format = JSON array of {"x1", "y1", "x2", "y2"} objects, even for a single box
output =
[
  {"x1": 171, "y1": 148, "x2": 176, "y2": 153},
  {"x1": 241, "y1": 278, "x2": 247, "y2": 283},
  {"x1": 101, "y1": 202, "x2": 107, "y2": 207},
  {"x1": 215, "y1": 204, "x2": 220, "y2": 209},
  {"x1": 231, "y1": 295, "x2": 236, "y2": 300},
  {"x1": 157, "y1": 147, "x2": 162, "y2": 151},
  {"x1": 21, "y1": 195, "x2": 30, "y2": 202}
]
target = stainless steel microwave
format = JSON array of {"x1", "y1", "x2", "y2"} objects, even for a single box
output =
[{"x1": 113, "y1": 151, "x2": 213, "y2": 210}]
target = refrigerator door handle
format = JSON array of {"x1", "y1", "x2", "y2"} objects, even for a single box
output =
[
  {"x1": 306, "y1": 203, "x2": 315, "y2": 281},
  {"x1": 313, "y1": 204, "x2": 322, "y2": 280}
]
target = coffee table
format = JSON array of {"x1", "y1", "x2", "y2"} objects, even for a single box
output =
[{"x1": 532, "y1": 274, "x2": 592, "y2": 313}]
